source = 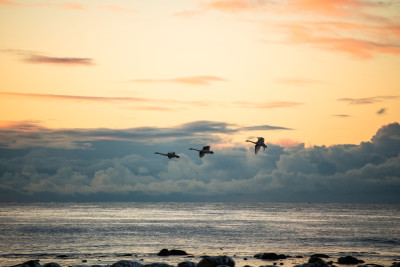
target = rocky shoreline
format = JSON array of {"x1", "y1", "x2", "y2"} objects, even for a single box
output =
[{"x1": 6, "y1": 249, "x2": 400, "y2": 267}]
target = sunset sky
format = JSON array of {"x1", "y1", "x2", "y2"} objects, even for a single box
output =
[{"x1": 0, "y1": 0, "x2": 399, "y2": 202}]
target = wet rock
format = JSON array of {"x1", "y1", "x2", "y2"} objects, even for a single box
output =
[
  {"x1": 12, "y1": 260, "x2": 42, "y2": 267},
  {"x1": 254, "y1": 253, "x2": 287, "y2": 260},
  {"x1": 294, "y1": 258, "x2": 332, "y2": 267},
  {"x1": 158, "y1": 249, "x2": 170, "y2": 256},
  {"x1": 157, "y1": 249, "x2": 188, "y2": 256},
  {"x1": 111, "y1": 260, "x2": 144, "y2": 267},
  {"x1": 311, "y1": 254, "x2": 330, "y2": 259},
  {"x1": 170, "y1": 250, "x2": 189, "y2": 256},
  {"x1": 143, "y1": 263, "x2": 175, "y2": 267},
  {"x1": 43, "y1": 263, "x2": 61, "y2": 267},
  {"x1": 338, "y1": 256, "x2": 364, "y2": 265},
  {"x1": 197, "y1": 256, "x2": 235, "y2": 267},
  {"x1": 178, "y1": 261, "x2": 197, "y2": 267},
  {"x1": 309, "y1": 257, "x2": 325, "y2": 264}
]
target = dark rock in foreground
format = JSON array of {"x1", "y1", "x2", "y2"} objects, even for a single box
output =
[
  {"x1": 294, "y1": 257, "x2": 333, "y2": 267},
  {"x1": 111, "y1": 260, "x2": 144, "y2": 267},
  {"x1": 311, "y1": 254, "x2": 330, "y2": 259},
  {"x1": 254, "y1": 253, "x2": 288, "y2": 260},
  {"x1": 43, "y1": 263, "x2": 61, "y2": 267},
  {"x1": 338, "y1": 256, "x2": 364, "y2": 264},
  {"x1": 11, "y1": 260, "x2": 42, "y2": 267},
  {"x1": 197, "y1": 256, "x2": 235, "y2": 267},
  {"x1": 158, "y1": 249, "x2": 189, "y2": 256},
  {"x1": 177, "y1": 261, "x2": 197, "y2": 267},
  {"x1": 144, "y1": 263, "x2": 175, "y2": 267}
]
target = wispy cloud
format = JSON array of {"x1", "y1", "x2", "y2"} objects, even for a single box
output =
[
  {"x1": 129, "y1": 76, "x2": 227, "y2": 86},
  {"x1": 3, "y1": 49, "x2": 94, "y2": 66},
  {"x1": 338, "y1": 96, "x2": 398, "y2": 105},
  {"x1": 274, "y1": 21, "x2": 400, "y2": 58},
  {"x1": 333, "y1": 114, "x2": 351, "y2": 118},
  {"x1": 0, "y1": 91, "x2": 146, "y2": 102},
  {"x1": 234, "y1": 101, "x2": 303, "y2": 109},
  {"x1": 0, "y1": 120, "x2": 293, "y2": 149},
  {"x1": 23, "y1": 54, "x2": 94, "y2": 66},
  {"x1": 178, "y1": 0, "x2": 400, "y2": 58},
  {"x1": 1, "y1": 91, "x2": 304, "y2": 113}
]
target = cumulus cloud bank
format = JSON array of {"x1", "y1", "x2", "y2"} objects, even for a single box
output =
[{"x1": 0, "y1": 122, "x2": 399, "y2": 203}]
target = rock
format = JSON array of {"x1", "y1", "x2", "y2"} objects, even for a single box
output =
[
  {"x1": 43, "y1": 264, "x2": 61, "y2": 267},
  {"x1": 170, "y1": 250, "x2": 188, "y2": 256},
  {"x1": 143, "y1": 263, "x2": 175, "y2": 267},
  {"x1": 254, "y1": 253, "x2": 287, "y2": 260},
  {"x1": 197, "y1": 256, "x2": 235, "y2": 267},
  {"x1": 309, "y1": 257, "x2": 325, "y2": 264},
  {"x1": 294, "y1": 258, "x2": 332, "y2": 267},
  {"x1": 157, "y1": 249, "x2": 189, "y2": 256},
  {"x1": 311, "y1": 254, "x2": 330, "y2": 259},
  {"x1": 12, "y1": 260, "x2": 42, "y2": 267},
  {"x1": 391, "y1": 263, "x2": 400, "y2": 267},
  {"x1": 178, "y1": 261, "x2": 197, "y2": 267},
  {"x1": 338, "y1": 256, "x2": 364, "y2": 265},
  {"x1": 158, "y1": 249, "x2": 170, "y2": 256},
  {"x1": 111, "y1": 260, "x2": 144, "y2": 267}
]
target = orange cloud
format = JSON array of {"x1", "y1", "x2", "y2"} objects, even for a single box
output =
[
  {"x1": 203, "y1": 0, "x2": 256, "y2": 12},
  {"x1": 129, "y1": 76, "x2": 227, "y2": 86},
  {"x1": 0, "y1": 0, "x2": 19, "y2": 6},
  {"x1": 274, "y1": 138, "x2": 302, "y2": 147},
  {"x1": 288, "y1": 0, "x2": 379, "y2": 18},
  {"x1": 0, "y1": 0, "x2": 86, "y2": 10},
  {"x1": 275, "y1": 21, "x2": 400, "y2": 58},
  {"x1": 186, "y1": 0, "x2": 400, "y2": 58}
]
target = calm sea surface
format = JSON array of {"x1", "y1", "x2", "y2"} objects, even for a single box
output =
[{"x1": 0, "y1": 202, "x2": 399, "y2": 267}]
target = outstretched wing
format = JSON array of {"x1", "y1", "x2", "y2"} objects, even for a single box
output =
[
  {"x1": 199, "y1": 152, "x2": 205, "y2": 158},
  {"x1": 257, "y1": 137, "x2": 264, "y2": 143},
  {"x1": 255, "y1": 145, "x2": 261, "y2": 154}
]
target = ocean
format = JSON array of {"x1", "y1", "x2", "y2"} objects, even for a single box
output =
[{"x1": 0, "y1": 202, "x2": 399, "y2": 267}]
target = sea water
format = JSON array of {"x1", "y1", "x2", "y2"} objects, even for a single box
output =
[{"x1": 0, "y1": 202, "x2": 399, "y2": 267}]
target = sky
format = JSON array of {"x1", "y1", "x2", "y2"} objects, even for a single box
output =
[{"x1": 0, "y1": 0, "x2": 399, "y2": 203}]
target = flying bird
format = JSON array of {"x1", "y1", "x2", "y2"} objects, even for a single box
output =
[
  {"x1": 189, "y1": 146, "x2": 214, "y2": 158},
  {"x1": 154, "y1": 152, "x2": 180, "y2": 159},
  {"x1": 246, "y1": 137, "x2": 267, "y2": 154}
]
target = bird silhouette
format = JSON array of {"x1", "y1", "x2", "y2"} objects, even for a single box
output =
[
  {"x1": 246, "y1": 137, "x2": 267, "y2": 154},
  {"x1": 189, "y1": 146, "x2": 214, "y2": 158},
  {"x1": 154, "y1": 152, "x2": 180, "y2": 159}
]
